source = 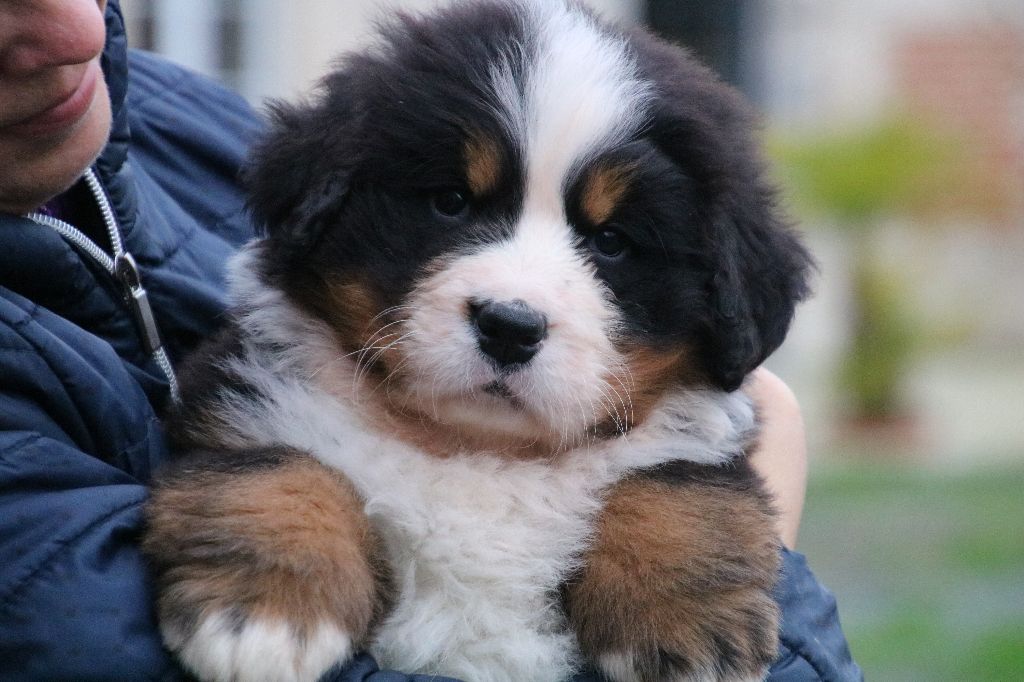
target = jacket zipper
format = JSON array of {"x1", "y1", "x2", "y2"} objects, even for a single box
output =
[{"x1": 25, "y1": 168, "x2": 180, "y2": 403}]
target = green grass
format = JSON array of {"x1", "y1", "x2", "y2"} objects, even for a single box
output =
[{"x1": 798, "y1": 463, "x2": 1024, "y2": 681}]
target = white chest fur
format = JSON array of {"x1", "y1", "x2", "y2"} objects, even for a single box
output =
[
  {"x1": 217, "y1": 363, "x2": 753, "y2": 682},
  {"x1": 357, "y1": 448, "x2": 609, "y2": 682}
]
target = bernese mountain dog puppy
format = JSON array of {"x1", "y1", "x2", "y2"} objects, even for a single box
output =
[{"x1": 143, "y1": 1, "x2": 812, "y2": 681}]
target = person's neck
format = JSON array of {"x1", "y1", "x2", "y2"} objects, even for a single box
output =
[{"x1": 35, "y1": 179, "x2": 112, "y2": 254}]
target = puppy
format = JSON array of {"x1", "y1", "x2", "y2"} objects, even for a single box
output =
[{"x1": 143, "y1": 1, "x2": 812, "y2": 681}]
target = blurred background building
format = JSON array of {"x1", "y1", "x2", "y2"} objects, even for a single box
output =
[{"x1": 118, "y1": 2, "x2": 1024, "y2": 677}]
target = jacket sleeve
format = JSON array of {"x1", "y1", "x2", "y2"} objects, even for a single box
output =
[
  {"x1": 767, "y1": 548, "x2": 863, "y2": 681},
  {"x1": 0, "y1": 293, "x2": 183, "y2": 681}
]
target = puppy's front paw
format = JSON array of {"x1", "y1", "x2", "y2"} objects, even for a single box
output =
[
  {"x1": 163, "y1": 611, "x2": 353, "y2": 682},
  {"x1": 585, "y1": 583, "x2": 779, "y2": 682},
  {"x1": 588, "y1": 601, "x2": 777, "y2": 682},
  {"x1": 567, "y1": 470, "x2": 781, "y2": 682},
  {"x1": 144, "y1": 449, "x2": 391, "y2": 682}
]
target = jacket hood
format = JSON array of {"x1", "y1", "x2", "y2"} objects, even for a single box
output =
[{"x1": 98, "y1": 0, "x2": 130, "y2": 177}]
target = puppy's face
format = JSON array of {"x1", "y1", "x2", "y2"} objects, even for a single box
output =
[{"x1": 247, "y1": 0, "x2": 811, "y2": 449}]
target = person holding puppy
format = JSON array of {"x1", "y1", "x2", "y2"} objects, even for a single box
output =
[{"x1": 0, "y1": 1, "x2": 860, "y2": 680}]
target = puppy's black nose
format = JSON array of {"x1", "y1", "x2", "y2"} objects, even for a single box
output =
[{"x1": 470, "y1": 299, "x2": 548, "y2": 367}]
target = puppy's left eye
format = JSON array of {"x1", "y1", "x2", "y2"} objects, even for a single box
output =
[
  {"x1": 589, "y1": 229, "x2": 629, "y2": 259},
  {"x1": 431, "y1": 189, "x2": 470, "y2": 219}
]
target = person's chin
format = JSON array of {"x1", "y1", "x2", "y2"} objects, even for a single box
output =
[
  {"x1": 49, "y1": 74, "x2": 113, "y2": 185},
  {"x1": 0, "y1": 77, "x2": 112, "y2": 214}
]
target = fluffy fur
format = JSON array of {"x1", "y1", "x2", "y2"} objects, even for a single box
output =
[{"x1": 144, "y1": 2, "x2": 812, "y2": 681}]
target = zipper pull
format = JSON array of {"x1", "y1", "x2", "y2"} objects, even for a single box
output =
[{"x1": 115, "y1": 252, "x2": 163, "y2": 356}]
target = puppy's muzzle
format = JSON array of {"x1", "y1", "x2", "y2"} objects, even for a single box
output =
[{"x1": 469, "y1": 299, "x2": 548, "y2": 368}]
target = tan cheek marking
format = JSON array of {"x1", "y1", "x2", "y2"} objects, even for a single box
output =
[
  {"x1": 598, "y1": 344, "x2": 697, "y2": 433},
  {"x1": 316, "y1": 277, "x2": 420, "y2": 397},
  {"x1": 320, "y1": 278, "x2": 401, "y2": 373},
  {"x1": 324, "y1": 278, "x2": 381, "y2": 346},
  {"x1": 567, "y1": 476, "x2": 780, "y2": 677},
  {"x1": 145, "y1": 454, "x2": 391, "y2": 640},
  {"x1": 580, "y1": 163, "x2": 634, "y2": 226},
  {"x1": 464, "y1": 135, "x2": 503, "y2": 195},
  {"x1": 286, "y1": 273, "x2": 385, "y2": 360}
]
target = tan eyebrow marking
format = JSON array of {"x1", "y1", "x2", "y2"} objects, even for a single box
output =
[
  {"x1": 580, "y1": 162, "x2": 635, "y2": 225},
  {"x1": 464, "y1": 134, "x2": 503, "y2": 196}
]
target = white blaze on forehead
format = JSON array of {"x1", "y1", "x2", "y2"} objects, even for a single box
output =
[
  {"x1": 494, "y1": 0, "x2": 652, "y2": 219},
  {"x1": 387, "y1": 2, "x2": 654, "y2": 442}
]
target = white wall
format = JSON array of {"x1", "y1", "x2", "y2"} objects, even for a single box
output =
[
  {"x1": 120, "y1": 0, "x2": 642, "y2": 104},
  {"x1": 755, "y1": 0, "x2": 1024, "y2": 129},
  {"x1": 240, "y1": 0, "x2": 641, "y2": 105}
]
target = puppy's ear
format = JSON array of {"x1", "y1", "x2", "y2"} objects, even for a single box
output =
[
  {"x1": 244, "y1": 95, "x2": 354, "y2": 252},
  {"x1": 629, "y1": 31, "x2": 813, "y2": 391},
  {"x1": 703, "y1": 204, "x2": 812, "y2": 391},
  {"x1": 649, "y1": 113, "x2": 812, "y2": 391}
]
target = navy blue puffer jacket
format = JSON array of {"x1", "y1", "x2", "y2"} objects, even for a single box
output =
[{"x1": 0, "y1": 2, "x2": 860, "y2": 680}]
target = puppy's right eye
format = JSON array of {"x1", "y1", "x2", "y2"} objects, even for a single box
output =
[
  {"x1": 589, "y1": 228, "x2": 629, "y2": 260},
  {"x1": 431, "y1": 189, "x2": 470, "y2": 219}
]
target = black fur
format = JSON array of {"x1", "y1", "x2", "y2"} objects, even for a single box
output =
[
  {"x1": 245, "y1": 2, "x2": 529, "y2": 305},
  {"x1": 164, "y1": 322, "x2": 267, "y2": 452}
]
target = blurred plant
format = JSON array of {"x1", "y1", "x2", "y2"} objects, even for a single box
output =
[
  {"x1": 769, "y1": 115, "x2": 966, "y2": 226},
  {"x1": 769, "y1": 115, "x2": 970, "y2": 422},
  {"x1": 840, "y1": 257, "x2": 919, "y2": 418}
]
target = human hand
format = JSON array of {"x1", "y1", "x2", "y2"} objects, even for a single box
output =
[{"x1": 746, "y1": 368, "x2": 808, "y2": 549}]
